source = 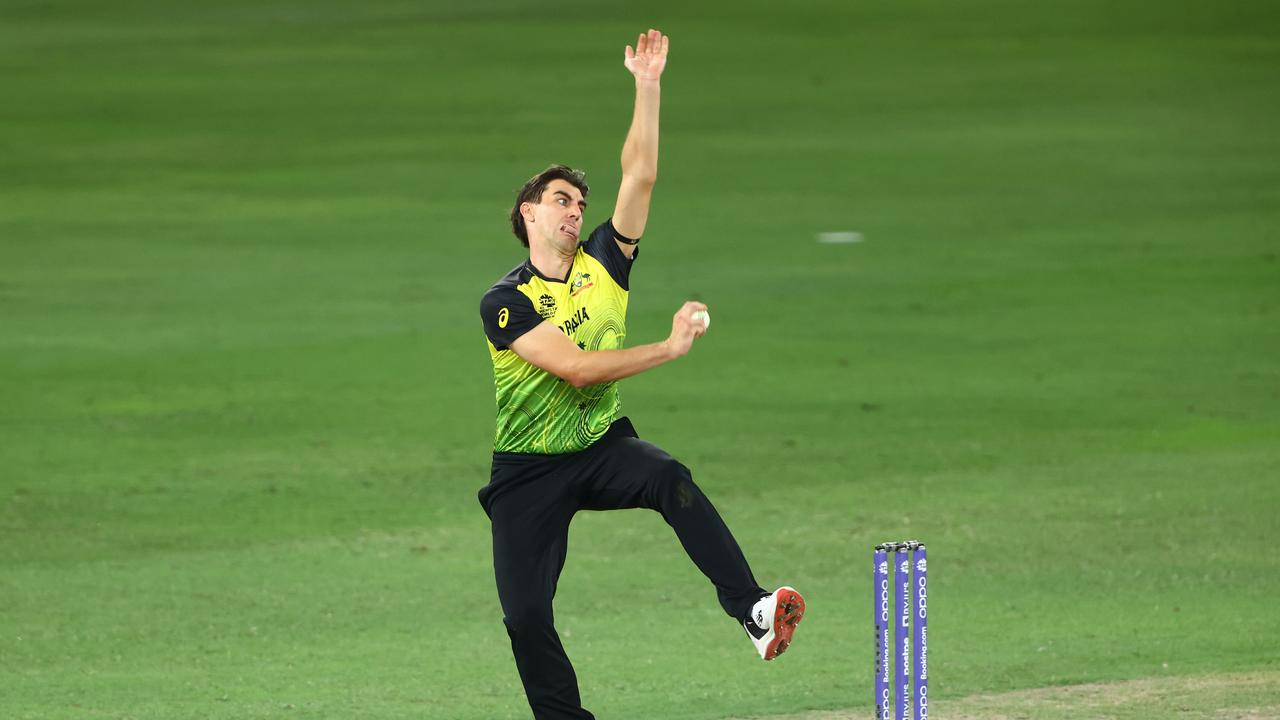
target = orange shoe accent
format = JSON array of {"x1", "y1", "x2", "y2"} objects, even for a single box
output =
[{"x1": 764, "y1": 587, "x2": 805, "y2": 661}]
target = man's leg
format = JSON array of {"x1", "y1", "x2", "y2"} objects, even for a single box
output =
[
  {"x1": 484, "y1": 472, "x2": 595, "y2": 720},
  {"x1": 574, "y1": 432, "x2": 767, "y2": 622}
]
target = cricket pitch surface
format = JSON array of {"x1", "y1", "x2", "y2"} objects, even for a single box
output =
[{"x1": 733, "y1": 671, "x2": 1279, "y2": 720}]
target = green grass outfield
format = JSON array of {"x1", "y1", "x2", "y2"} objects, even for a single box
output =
[{"x1": 3, "y1": 0, "x2": 1278, "y2": 718}]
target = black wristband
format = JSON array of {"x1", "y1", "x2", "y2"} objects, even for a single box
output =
[{"x1": 614, "y1": 230, "x2": 641, "y2": 245}]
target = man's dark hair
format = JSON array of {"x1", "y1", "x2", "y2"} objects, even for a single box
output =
[{"x1": 510, "y1": 165, "x2": 589, "y2": 247}]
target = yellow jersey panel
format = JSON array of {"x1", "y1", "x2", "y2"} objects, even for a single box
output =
[{"x1": 480, "y1": 220, "x2": 637, "y2": 454}]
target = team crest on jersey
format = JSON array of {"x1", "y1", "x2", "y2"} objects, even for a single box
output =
[
  {"x1": 570, "y1": 271, "x2": 594, "y2": 297},
  {"x1": 537, "y1": 294, "x2": 557, "y2": 319}
]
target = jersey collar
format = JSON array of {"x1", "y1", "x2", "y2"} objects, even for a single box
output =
[{"x1": 523, "y1": 256, "x2": 575, "y2": 284}]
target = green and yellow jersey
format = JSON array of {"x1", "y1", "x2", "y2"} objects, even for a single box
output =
[{"x1": 480, "y1": 219, "x2": 638, "y2": 455}]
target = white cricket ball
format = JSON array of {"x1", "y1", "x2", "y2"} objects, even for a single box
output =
[{"x1": 692, "y1": 310, "x2": 710, "y2": 330}]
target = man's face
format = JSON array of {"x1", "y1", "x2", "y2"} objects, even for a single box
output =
[{"x1": 523, "y1": 179, "x2": 586, "y2": 252}]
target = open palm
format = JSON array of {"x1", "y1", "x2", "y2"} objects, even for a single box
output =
[{"x1": 624, "y1": 29, "x2": 669, "y2": 81}]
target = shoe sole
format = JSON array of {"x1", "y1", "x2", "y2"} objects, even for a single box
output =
[{"x1": 765, "y1": 587, "x2": 805, "y2": 661}]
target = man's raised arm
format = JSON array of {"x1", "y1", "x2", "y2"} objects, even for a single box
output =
[{"x1": 612, "y1": 29, "x2": 669, "y2": 256}]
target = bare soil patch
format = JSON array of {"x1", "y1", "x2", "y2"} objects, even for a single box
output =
[{"x1": 732, "y1": 671, "x2": 1280, "y2": 720}]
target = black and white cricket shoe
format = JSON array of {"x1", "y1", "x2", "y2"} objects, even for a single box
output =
[{"x1": 744, "y1": 586, "x2": 805, "y2": 661}]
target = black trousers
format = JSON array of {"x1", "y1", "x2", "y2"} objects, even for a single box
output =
[{"x1": 478, "y1": 417, "x2": 766, "y2": 720}]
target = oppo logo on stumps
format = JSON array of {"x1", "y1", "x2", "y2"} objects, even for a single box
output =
[
  {"x1": 917, "y1": 576, "x2": 928, "y2": 619},
  {"x1": 879, "y1": 578, "x2": 889, "y2": 623}
]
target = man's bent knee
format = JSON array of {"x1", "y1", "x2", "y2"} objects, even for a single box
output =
[
  {"x1": 503, "y1": 604, "x2": 555, "y2": 638},
  {"x1": 649, "y1": 457, "x2": 698, "y2": 509}
]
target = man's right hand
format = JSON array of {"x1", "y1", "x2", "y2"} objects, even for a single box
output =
[
  {"x1": 510, "y1": 300, "x2": 709, "y2": 388},
  {"x1": 665, "y1": 301, "x2": 709, "y2": 358}
]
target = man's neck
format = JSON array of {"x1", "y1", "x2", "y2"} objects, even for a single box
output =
[{"x1": 528, "y1": 242, "x2": 575, "y2": 282}]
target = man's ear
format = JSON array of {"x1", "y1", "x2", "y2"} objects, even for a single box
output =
[{"x1": 521, "y1": 202, "x2": 536, "y2": 225}]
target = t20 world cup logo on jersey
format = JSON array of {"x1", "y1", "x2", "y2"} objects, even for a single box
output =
[{"x1": 537, "y1": 294, "x2": 557, "y2": 319}]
